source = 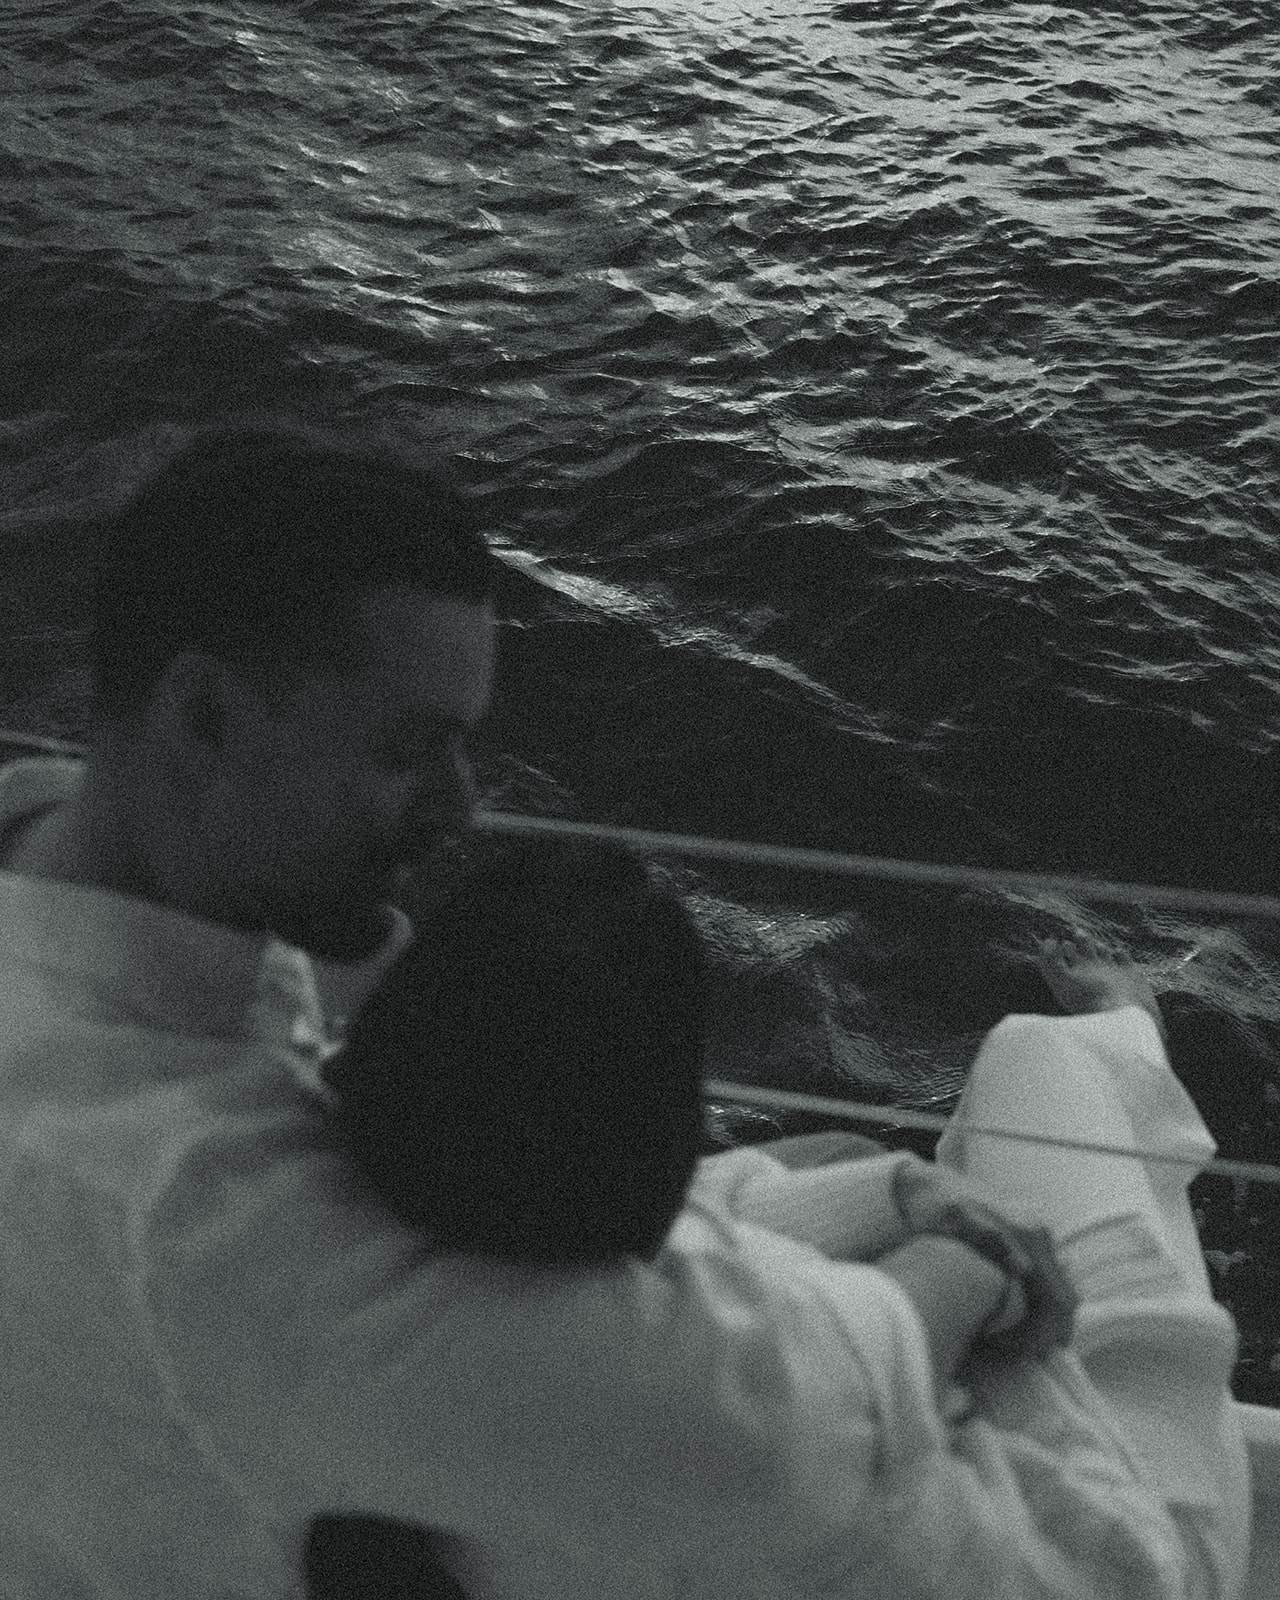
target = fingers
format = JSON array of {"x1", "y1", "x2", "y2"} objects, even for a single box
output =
[
  {"x1": 1031, "y1": 934, "x2": 1080, "y2": 975},
  {"x1": 1030, "y1": 935, "x2": 1062, "y2": 972},
  {"x1": 1031, "y1": 932, "x2": 1131, "y2": 967}
]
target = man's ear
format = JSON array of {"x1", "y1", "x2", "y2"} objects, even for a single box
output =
[{"x1": 149, "y1": 651, "x2": 249, "y2": 757}]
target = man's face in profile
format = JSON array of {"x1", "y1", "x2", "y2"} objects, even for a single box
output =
[{"x1": 222, "y1": 587, "x2": 496, "y2": 960}]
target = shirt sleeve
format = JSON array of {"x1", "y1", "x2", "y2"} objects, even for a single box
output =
[
  {"x1": 140, "y1": 1096, "x2": 929, "y2": 1590},
  {"x1": 689, "y1": 1143, "x2": 921, "y2": 1261},
  {"x1": 138, "y1": 1081, "x2": 1209, "y2": 1600}
]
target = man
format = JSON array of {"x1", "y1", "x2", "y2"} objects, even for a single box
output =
[
  {"x1": 0, "y1": 422, "x2": 1236, "y2": 1600},
  {"x1": 4, "y1": 422, "x2": 493, "y2": 1001},
  {"x1": 0, "y1": 421, "x2": 500, "y2": 1597}
]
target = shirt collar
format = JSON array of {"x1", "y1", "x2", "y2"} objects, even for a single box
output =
[
  {"x1": 0, "y1": 869, "x2": 286, "y2": 1039},
  {"x1": 0, "y1": 756, "x2": 412, "y2": 1075}
]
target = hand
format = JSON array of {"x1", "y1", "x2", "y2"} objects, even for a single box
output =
[
  {"x1": 1032, "y1": 933, "x2": 1167, "y2": 1044},
  {"x1": 891, "y1": 1160, "x2": 1079, "y2": 1363}
]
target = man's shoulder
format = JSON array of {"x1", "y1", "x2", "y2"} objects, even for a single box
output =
[
  {"x1": 0, "y1": 753, "x2": 82, "y2": 804},
  {"x1": 0, "y1": 755, "x2": 82, "y2": 868}
]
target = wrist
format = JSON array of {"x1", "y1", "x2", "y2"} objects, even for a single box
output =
[
  {"x1": 879, "y1": 1233, "x2": 1010, "y2": 1395},
  {"x1": 904, "y1": 1230, "x2": 1009, "y2": 1306},
  {"x1": 909, "y1": 1228, "x2": 1026, "y2": 1338},
  {"x1": 902, "y1": 1228, "x2": 1024, "y2": 1344}
]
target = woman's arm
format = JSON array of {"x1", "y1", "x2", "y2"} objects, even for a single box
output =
[
  {"x1": 692, "y1": 1147, "x2": 1070, "y2": 1373},
  {"x1": 875, "y1": 1234, "x2": 1010, "y2": 1402}
]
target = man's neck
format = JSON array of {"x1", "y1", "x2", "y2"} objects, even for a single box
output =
[
  {"x1": 3, "y1": 767, "x2": 156, "y2": 901},
  {"x1": 3, "y1": 762, "x2": 399, "y2": 968},
  {"x1": 4, "y1": 794, "x2": 85, "y2": 882}
]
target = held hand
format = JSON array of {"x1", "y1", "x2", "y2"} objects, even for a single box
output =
[{"x1": 891, "y1": 1161, "x2": 1079, "y2": 1363}]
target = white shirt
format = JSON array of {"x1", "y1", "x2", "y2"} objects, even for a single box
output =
[{"x1": 0, "y1": 757, "x2": 1217, "y2": 1600}]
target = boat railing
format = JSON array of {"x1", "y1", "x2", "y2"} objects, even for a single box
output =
[
  {"x1": 5, "y1": 724, "x2": 1280, "y2": 1585},
  {"x1": 6, "y1": 725, "x2": 1280, "y2": 1192}
]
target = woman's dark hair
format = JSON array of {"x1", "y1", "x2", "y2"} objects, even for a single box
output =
[
  {"x1": 92, "y1": 421, "x2": 497, "y2": 720},
  {"x1": 323, "y1": 839, "x2": 708, "y2": 1267}
]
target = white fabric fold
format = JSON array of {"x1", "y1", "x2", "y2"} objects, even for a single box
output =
[
  {"x1": 0, "y1": 758, "x2": 1253, "y2": 1599},
  {"x1": 707, "y1": 1005, "x2": 1251, "y2": 1599}
]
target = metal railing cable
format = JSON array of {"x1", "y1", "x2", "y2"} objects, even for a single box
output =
[
  {"x1": 473, "y1": 809, "x2": 1280, "y2": 921},
  {"x1": 5, "y1": 729, "x2": 1280, "y2": 1187},
  {"x1": 700, "y1": 1079, "x2": 1280, "y2": 1186},
  {"x1": 472, "y1": 809, "x2": 1280, "y2": 1188}
]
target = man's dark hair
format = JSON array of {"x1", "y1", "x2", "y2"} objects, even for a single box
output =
[
  {"x1": 92, "y1": 422, "x2": 497, "y2": 720},
  {"x1": 323, "y1": 839, "x2": 708, "y2": 1267}
]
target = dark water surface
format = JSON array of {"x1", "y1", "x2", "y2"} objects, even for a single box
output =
[{"x1": 3, "y1": 0, "x2": 1280, "y2": 1395}]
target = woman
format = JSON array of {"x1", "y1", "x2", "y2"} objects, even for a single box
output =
[{"x1": 305, "y1": 839, "x2": 1247, "y2": 1599}]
